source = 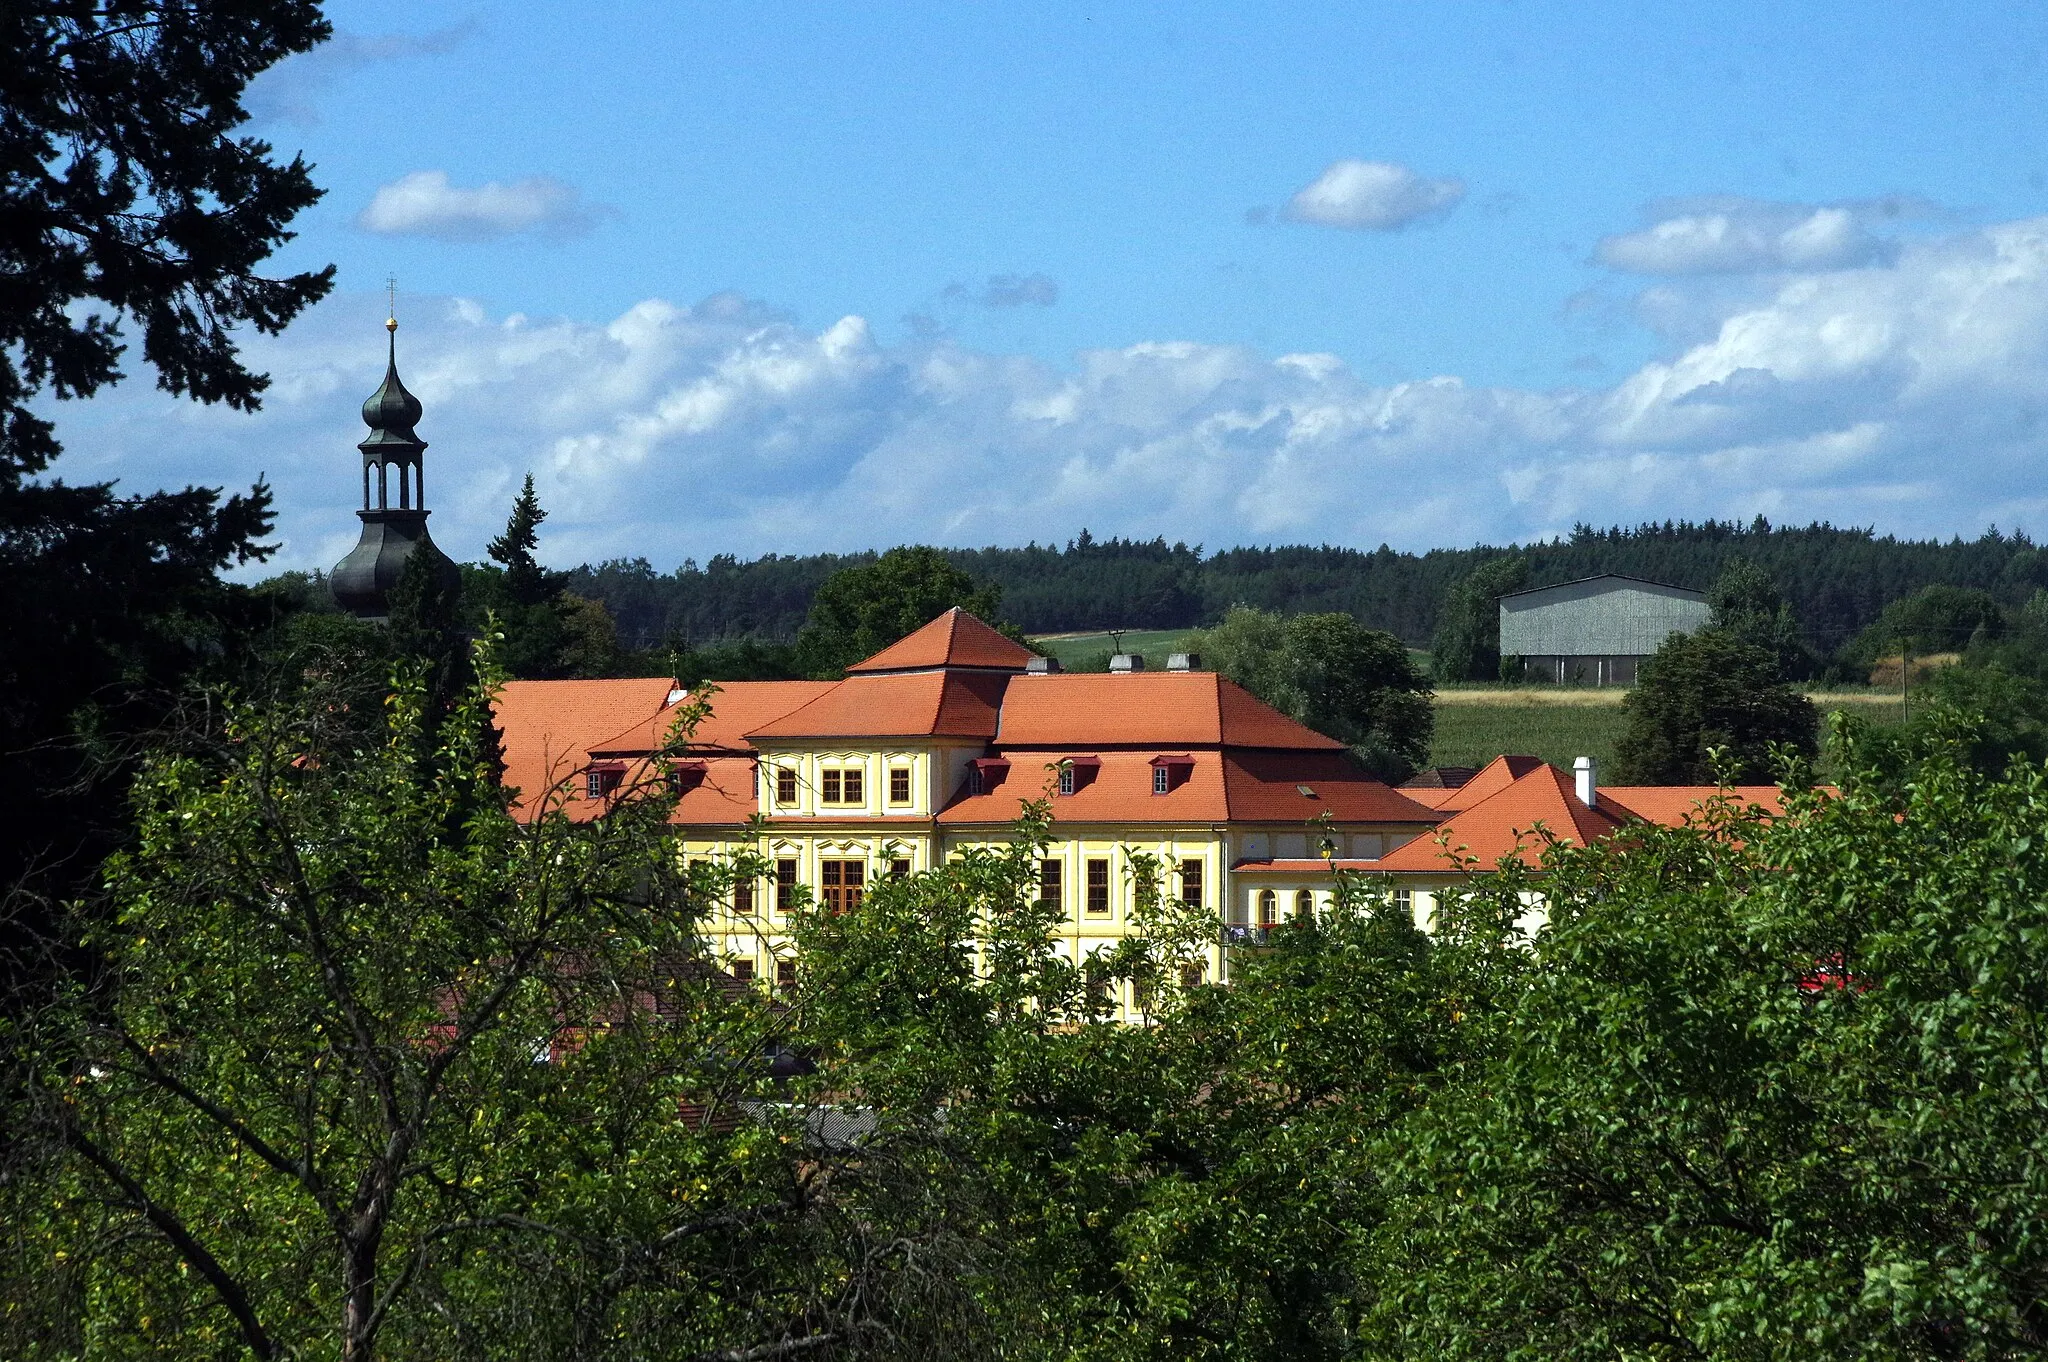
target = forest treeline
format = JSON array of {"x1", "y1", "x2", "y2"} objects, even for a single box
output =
[{"x1": 567, "y1": 519, "x2": 2048, "y2": 653}]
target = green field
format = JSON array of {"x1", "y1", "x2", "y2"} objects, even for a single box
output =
[
  {"x1": 1029, "y1": 629, "x2": 1195, "y2": 670},
  {"x1": 1429, "y1": 690, "x2": 1909, "y2": 776}
]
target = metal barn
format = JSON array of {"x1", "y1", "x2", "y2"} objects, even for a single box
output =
[{"x1": 1497, "y1": 575, "x2": 1710, "y2": 686}]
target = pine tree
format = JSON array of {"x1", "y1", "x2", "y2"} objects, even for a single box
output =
[{"x1": 487, "y1": 474, "x2": 565, "y2": 608}]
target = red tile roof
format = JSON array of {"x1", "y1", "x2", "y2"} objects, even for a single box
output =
[
  {"x1": 495, "y1": 677, "x2": 679, "y2": 818},
  {"x1": 937, "y1": 747, "x2": 1434, "y2": 826},
  {"x1": 845, "y1": 607, "x2": 1038, "y2": 674},
  {"x1": 669, "y1": 755, "x2": 762, "y2": 825},
  {"x1": 994, "y1": 672, "x2": 1346, "y2": 749},
  {"x1": 748, "y1": 670, "x2": 1008, "y2": 740},
  {"x1": 589, "y1": 680, "x2": 834, "y2": 756},
  {"x1": 1421, "y1": 754, "x2": 1549, "y2": 811},
  {"x1": 1379, "y1": 762, "x2": 1628, "y2": 872},
  {"x1": 1597, "y1": 785, "x2": 1792, "y2": 826}
]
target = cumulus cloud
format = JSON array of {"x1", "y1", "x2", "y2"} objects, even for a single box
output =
[
  {"x1": 45, "y1": 215, "x2": 2048, "y2": 573},
  {"x1": 946, "y1": 274, "x2": 1060, "y2": 308},
  {"x1": 358, "y1": 171, "x2": 610, "y2": 242},
  {"x1": 247, "y1": 24, "x2": 473, "y2": 126},
  {"x1": 1596, "y1": 196, "x2": 1924, "y2": 275},
  {"x1": 1283, "y1": 159, "x2": 1466, "y2": 231}
]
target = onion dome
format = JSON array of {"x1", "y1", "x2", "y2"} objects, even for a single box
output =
[{"x1": 358, "y1": 317, "x2": 427, "y2": 457}]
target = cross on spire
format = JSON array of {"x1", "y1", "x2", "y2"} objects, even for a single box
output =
[{"x1": 385, "y1": 274, "x2": 398, "y2": 324}]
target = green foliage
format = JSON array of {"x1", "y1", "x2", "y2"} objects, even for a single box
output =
[
  {"x1": 1845, "y1": 582, "x2": 2007, "y2": 672},
  {"x1": 1709, "y1": 557, "x2": 1811, "y2": 678},
  {"x1": 1189, "y1": 606, "x2": 1434, "y2": 781},
  {"x1": 1613, "y1": 628, "x2": 1819, "y2": 783},
  {"x1": 464, "y1": 481, "x2": 621, "y2": 680},
  {"x1": 570, "y1": 519, "x2": 2048, "y2": 661},
  {"x1": 2, "y1": 653, "x2": 971, "y2": 1360},
  {"x1": 485, "y1": 474, "x2": 566, "y2": 609},
  {"x1": 1, "y1": 1, "x2": 332, "y2": 980},
  {"x1": 2, "y1": 3, "x2": 334, "y2": 479},
  {"x1": 1378, "y1": 733, "x2": 2048, "y2": 1358},
  {"x1": 791, "y1": 546, "x2": 1016, "y2": 678},
  {"x1": 1431, "y1": 556, "x2": 1528, "y2": 681}
]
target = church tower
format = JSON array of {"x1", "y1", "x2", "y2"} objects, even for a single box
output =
[{"x1": 330, "y1": 313, "x2": 460, "y2": 620}]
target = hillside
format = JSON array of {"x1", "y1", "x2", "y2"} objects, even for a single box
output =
[{"x1": 566, "y1": 519, "x2": 2048, "y2": 655}]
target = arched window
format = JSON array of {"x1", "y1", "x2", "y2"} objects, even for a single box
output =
[
  {"x1": 1295, "y1": 889, "x2": 1314, "y2": 920},
  {"x1": 1258, "y1": 888, "x2": 1277, "y2": 926}
]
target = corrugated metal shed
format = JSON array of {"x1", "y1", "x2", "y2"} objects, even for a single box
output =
[{"x1": 1498, "y1": 575, "x2": 1710, "y2": 657}]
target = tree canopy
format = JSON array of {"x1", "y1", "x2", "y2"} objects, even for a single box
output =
[
  {"x1": 1188, "y1": 605, "x2": 1434, "y2": 780},
  {"x1": 791, "y1": 546, "x2": 1015, "y2": 677},
  {"x1": 1, "y1": 1, "x2": 336, "y2": 1001},
  {"x1": 1430, "y1": 556, "x2": 1528, "y2": 682},
  {"x1": 1611, "y1": 627, "x2": 1819, "y2": 783}
]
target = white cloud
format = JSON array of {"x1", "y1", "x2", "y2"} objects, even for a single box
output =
[
  {"x1": 946, "y1": 274, "x2": 1060, "y2": 308},
  {"x1": 247, "y1": 25, "x2": 473, "y2": 126},
  {"x1": 1596, "y1": 197, "x2": 1920, "y2": 275},
  {"x1": 1283, "y1": 160, "x2": 1466, "y2": 231},
  {"x1": 41, "y1": 215, "x2": 2048, "y2": 576},
  {"x1": 357, "y1": 171, "x2": 609, "y2": 242}
]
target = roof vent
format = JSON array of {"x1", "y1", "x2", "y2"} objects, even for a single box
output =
[
  {"x1": 1109, "y1": 653, "x2": 1144, "y2": 673},
  {"x1": 1025, "y1": 656, "x2": 1063, "y2": 674},
  {"x1": 1167, "y1": 652, "x2": 1200, "y2": 671}
]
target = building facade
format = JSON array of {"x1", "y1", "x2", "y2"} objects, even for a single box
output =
[
  {"x1": 1498, "y1": 574, "x2": 1710, "y2": 686},
  {"x1": 495, "y1": 609, "x2": 1440, "y2": 1016},
  {"x1": 493, "y1": 611, "x2": 1787, "y2": 1017}
]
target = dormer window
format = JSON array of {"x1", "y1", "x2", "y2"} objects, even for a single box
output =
[
  {"x1": 820, "y1": 768, "x2": 864, "y2": 805},
  {"x1": 584, "y1": 765, "x2": 624, "y2": 799},
  {"x1": 969, "y1": 757, "x2": 1009, "y2": 797},
  {"x1": 1057, "y1": 756, "x2": 1101, "y2": 796},
  {"x1": 1149, "y1": 754, "x2": 1194, "y2": 795}
]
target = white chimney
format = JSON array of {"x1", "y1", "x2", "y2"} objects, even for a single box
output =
[{"x1": 1573, "y1": 755, "x2": 1597, "y2": 809}]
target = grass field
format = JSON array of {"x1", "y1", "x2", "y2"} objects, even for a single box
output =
[
  {"x1": 1029, "y1": 629, "x2": 1194, "y2": 669},
  {"x1": 1429, "y1": 688, "x2": 1909, "y2": 775}
]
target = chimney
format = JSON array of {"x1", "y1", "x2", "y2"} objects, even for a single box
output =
[
  {"x1": 1025, "y1": 656, "x2": 1063, "y2": 674},
  {"x1": 1167, "y1": 652, "x2": 1200, "y2": 671},
  {"x1": 1109, "y1": 653, "x2": 1144, "y2": 673},
  {"x1": 1573, "y1": 755, "x2": 1597, "y2": 810}
]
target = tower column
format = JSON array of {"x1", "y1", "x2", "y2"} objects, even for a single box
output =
[{"x1": 330, "y1": 313, "x2": 458, "y2": 621}]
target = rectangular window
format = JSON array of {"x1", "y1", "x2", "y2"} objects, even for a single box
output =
[
  {"x1": 775, "y1": 768, "x2": 797, "y2": 806},
  {"x1": 843, "y1": 769, "x2": 863, "y2": 804},
  {"x1": 1153, "y1": 766, "x2": 1170, "y2": 795},
  {"x1": 776, "y1": 858, "x2": 798, "y2": 913},
  {"x1": 889, "y1": 767, "x2": 911, "y2": 804},
  {"x1": 752, "y1": 763, "x2": 759, "y2": 798},
  {"x1": 1394, "y1": 887, "x2": 1413, "y2": 913},
  {"x1": 733, "y1": 878, "x2": 755, "y2": 914},
  {"x1": 1178, "y1": 962, "x2": 1205, "y2": 989},
  {"x1": 1085, "y1": 858, "x2": 1110, "y2": 915},
  {"x1": 1058, "y1": 766, "x2": 1076, "y2": 796},
  {"x1": 1179, "y1": 858, "x2": 1203, "y2": 909},
  {"x1": 822, "y1": 859, "x2": 866, "y2": 913},
  {"x1": 889, "y1": 858, "x2": 910, "y2": 879},
  {"x1": 585, "y1": 769, "x2": 620, "y2": 799},
  {"x1": 1039, "y1": 858, "x2": 1063, "y2": 908},
  {"x1": 820, "y1": 769, "x2": 842, "y2": 803},
  {"x1": 731, "y1": 958, "x2": 756, "y2": 982},
  {"x1": 776, "y1": 959, "x2": 797, "y2": 990}
]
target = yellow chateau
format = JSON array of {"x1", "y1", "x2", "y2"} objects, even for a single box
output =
[{"x1": 495, "y1": 609, "x2": 1442, "y2": 1017}]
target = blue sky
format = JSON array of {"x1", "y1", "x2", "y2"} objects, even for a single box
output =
[{"x1": 48, "y1": 0, "x2": 2048, "y2": 571}]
